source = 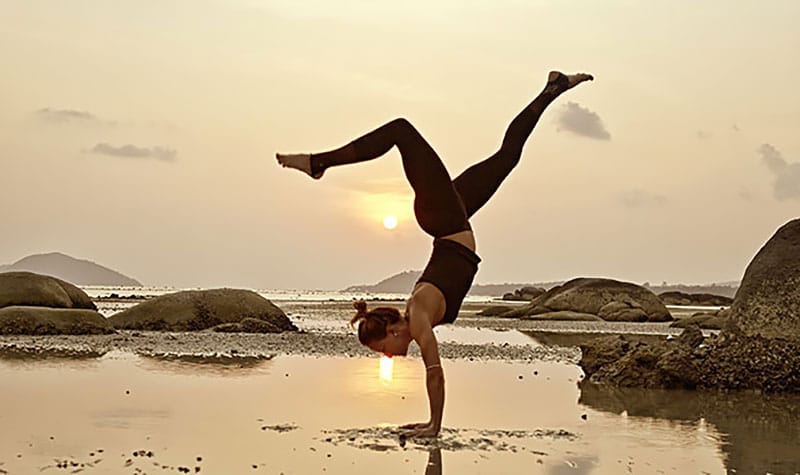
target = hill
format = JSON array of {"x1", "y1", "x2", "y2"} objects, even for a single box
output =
[
  {"x1": 0, "y1": 252, "x2": 142, "y2": 287},
  {"x1": 345, "y1": 271, "x2": 739, "y2": 299},
  {"x1": 343, "y1": 270, "x2": 552, "y2": 297}
]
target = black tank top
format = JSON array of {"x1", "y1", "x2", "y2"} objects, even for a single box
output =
[{"x1": 416, "y1": 238, "x2": 481, "y2": 324}]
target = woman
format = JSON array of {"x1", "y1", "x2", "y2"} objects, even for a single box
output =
[{"x1": 276, "y1": 70, "x2": 592, "y2": 437}]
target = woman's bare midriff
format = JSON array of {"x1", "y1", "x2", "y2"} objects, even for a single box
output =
[{"x1": 440, "y1": 229, "x2": 476, "y2": 252}]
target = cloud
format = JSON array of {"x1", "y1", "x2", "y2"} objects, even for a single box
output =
[
  {"x1": 556, "y1": 102, "x2": 611, "y2": 140},
  {"x1": 617, "y1": 189, "x2": 667, "y2": 208},
  {"x1": 758, "y1": 143, "x2": 800, "y2": 201},
  {"x1": 37, "y1": 108, "x2": 101, "y2": 124},
  {"x1": 90, "y1": 143, "x2": 177, "y2": 161}
]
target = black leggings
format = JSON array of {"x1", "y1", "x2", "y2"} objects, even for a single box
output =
[{"x1": 310, "y1": 80, "x2": 567, "y2": 238}]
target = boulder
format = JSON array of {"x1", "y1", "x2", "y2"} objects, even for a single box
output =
[
  {"x1": 0, "y1": 271, "x2": 96, "y2": 310},
  {"x1": 658, "y1": 291, "x2": 733, "y2": 306},
  {"x1": 0, "y1": 306, "x2": 114, "y2": 335},
  {"x1": 728, "y1": 218, "x2": 800, "y2": 340},
  {"x1": 108, "y1": 289, "x2": 297, "y2": 332},
  {"x1": 503, "y1": 278, "x2": 671, "y2": 322}
]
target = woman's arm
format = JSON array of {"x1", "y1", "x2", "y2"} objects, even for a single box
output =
[{"x1": 403, "y1": 288, "x2": 446, "y2": 437}]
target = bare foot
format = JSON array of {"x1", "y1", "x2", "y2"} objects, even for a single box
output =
[
  {"x1": 545, "y1": 71, "x2": 594, "y2": 94},
  {"x1": 275, "y1": 153, "x2": 323, "y2": 179}
]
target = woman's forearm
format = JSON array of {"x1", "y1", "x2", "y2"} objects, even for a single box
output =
[{"x1": 426, "y1": 367, "x2": 445, "y2": 430}]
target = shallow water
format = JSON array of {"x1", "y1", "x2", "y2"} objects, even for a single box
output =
[{"x1": 2, "y1": 352, "x2": 796, "y2": 474}]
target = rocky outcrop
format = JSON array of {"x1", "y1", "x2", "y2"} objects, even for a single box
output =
[
  {"x1": 579, "y1": 219, "x2": 800, "y2": 393},
  {"x1": 0, "y1": 272, "x2": 96, "y2": 310},
  {"x1": 108, "y1": 289, "x2": 297, "y2": 332},
  {"x1": 658, "y1": 291, "x2": 733, "y2": 306},
  {"x1": 728, "y1": 218, "x2": 800, "y2": 340},
  {"x1": 499, "y1": 278, "x2": 671, "y2": 322},
  {"x1": 0, "y1": 306, "x2": 114, "y2": 335},
  {"x1": 502, "y1": 286, "x2": 546, "y2": 301}
]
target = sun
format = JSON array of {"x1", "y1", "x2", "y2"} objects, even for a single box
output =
[{"x1": 383, "y1": 215, "x2": 398, "y2": 230}]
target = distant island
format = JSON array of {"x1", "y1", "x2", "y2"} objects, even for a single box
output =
[
  {"x1": 0, "y1": 252, "x2": 142, "y2": 287},
  {"x1": 344, "y1": 270, "x2": 739, "y2": 298}
]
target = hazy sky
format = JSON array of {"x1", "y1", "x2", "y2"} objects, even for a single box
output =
[{"x1": 1, "y1": 0, "x2": 798, "y2": 290}]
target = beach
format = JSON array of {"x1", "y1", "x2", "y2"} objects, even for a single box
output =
[{"x1": 0, "y1": 291, "x2": 798, "y2": 474}]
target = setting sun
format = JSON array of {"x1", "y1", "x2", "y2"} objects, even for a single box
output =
[{"x1": 383, "y1": 215, "x2": 398, "y2": 230}]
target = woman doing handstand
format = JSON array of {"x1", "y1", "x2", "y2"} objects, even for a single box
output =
[{"x1": 276, "y1": 70, "x2": 593, "y2": 437}]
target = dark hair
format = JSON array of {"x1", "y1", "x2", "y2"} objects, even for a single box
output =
[{"x1": 349, "y1": 300, "x2": 402, "y2": 345}]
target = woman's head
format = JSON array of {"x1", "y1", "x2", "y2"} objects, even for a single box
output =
[{"x1": 350, "y1": 300, "x2": 411, "y2": 357}]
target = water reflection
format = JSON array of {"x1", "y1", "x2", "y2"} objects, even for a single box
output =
[
  {"x1": 380, "y1": 355, "x2": 393, "y2": 381},
  {"x1": 425, "y1": 448, "x2": 441, "y2": 475},
  {"x1": 138, "y1": 354, "x2": 274, "y2": 377},
  {"x1": 579, "y1": 382, "x2": 800, "y2": 474}
]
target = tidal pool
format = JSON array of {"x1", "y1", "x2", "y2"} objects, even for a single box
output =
[{"x1": 0, "y1": 351, "x2": 797, "y2": 474}]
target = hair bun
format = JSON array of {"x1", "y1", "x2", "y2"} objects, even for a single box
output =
[
  {"x1": 353, "y1": 300, "x2": 367, "y2": 314},
  {"x1": 350, "y1": 300, "x2": 369, "y2": 329}
]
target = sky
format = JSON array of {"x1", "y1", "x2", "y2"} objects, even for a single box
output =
[{"x1": 1, "y1": 0, "x2": 798, "y2": 290}]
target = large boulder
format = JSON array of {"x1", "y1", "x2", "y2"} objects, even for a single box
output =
[
  {"x1": 728, "y1": 218, "x2": 800, "y2": 340},
  {"x1": 108, "y1": 289, "x2": 297, "y2": 332},
  {"x1": 501, "y1": 278, "x2": 671, "y2": 322},
  {"x1": 0, "y1": 271, "x2": 96, "y2": 310},
  {"x1": 0, "y1": 306, "x2": 114, "y2": 335}
]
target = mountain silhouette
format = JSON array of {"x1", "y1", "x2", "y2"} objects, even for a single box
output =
[{"x1": 0, "y1": 252, "x2": 141, "y2": 286}]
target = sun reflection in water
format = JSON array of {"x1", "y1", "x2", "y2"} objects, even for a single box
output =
[{"x1": 379, "y1": 356, "x2": 393, "y2": 381}]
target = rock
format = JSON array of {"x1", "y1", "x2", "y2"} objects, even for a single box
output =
[
  {"x1": 522, "y1": 311, "x2": 603, "y2": 322},
  {"x1": 579, "y1": 328, "x2": 703, "y2": 389},
  {"x1": 502, "y1": 286, "x2": 546, "y2": 301},
  {"x1": 0, "y1": 306, "x2": 114, "y2": 335},
  {"x1": 670, "y1": 312, "x2": 726, "y2": 329},
  {"x1": 579, "y1": 335, "x2": 630, "y2": 375},
  {"x1": 505, "y1": 278, "x2": 671, "y2": 322},
  {"x1": 676, "y1": 324, "x2": 703, "y2": 348},
  {"x1": 0, "y1": 272, "x2": 96, "y2": 310},
  {"x1": 108, "y1": 289, "x2": 297, "y2": 332},
  {"x1": 728, "y1": 218, "x2": 800, "y2": 340},
  {"x1": 658, "y1": 291, "x2": 733, "y2": 306},
  {"x1": 211, "y1": 317, "x2": 282, "y2": 333},
  {"x1": 598, "y1": 302, "x2": 648, "y2": 322},
  {"x1": 477, "y1": 305, "x2": 515, "y2": 317}
]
